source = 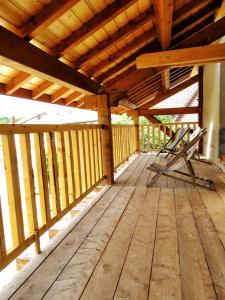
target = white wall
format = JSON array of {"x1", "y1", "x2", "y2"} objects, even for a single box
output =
[{"x1": 203, "y1": 63, "x2": 220, "y2": 163}]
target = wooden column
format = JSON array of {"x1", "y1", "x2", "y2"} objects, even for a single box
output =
[
  {"x1": 133, "y1": 111, "x2": 140, "y2": 153},
  {"x1": 97, "y1": 94, "x2": 114, "y2": 185},
  {"x1": 198, "y1": 66, "x2": 204, "y2": 153}
]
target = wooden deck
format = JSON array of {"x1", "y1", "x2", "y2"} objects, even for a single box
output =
[{"x1": 8, "y1": 153, "x2": 225, "y2": 300}]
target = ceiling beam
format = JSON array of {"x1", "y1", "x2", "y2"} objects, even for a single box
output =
[
  {"x1": 136, "y1": 43, "x2": 225, "y2": 69},
  {"x1": 139, "y1": 107, "x2": 199, "y2": 116},
  {"x1": 54, "y1": 0, "x2": 138, "y2": 55},
  {"x1": 0, "y1": 26, "x2": 102, "y2": 95},
  {"x1": 152, "y1": 0, "x2": 173, "y2": 50},
  {"x1": 138, "y1": 74, "x2": 199, "y2": 109},
  {"x1": 21, "y1": 0, "x2": 80, "y2": 38},
  {"x1": 5, "y1": 72, "x2": 32, "y2": 95},
  {"x1": 161, "y1": 69, "x2": 170, "y2": 91},
  {"x1": 74, "y1": 7, "x2": 154, "y2": 68},
  {"x1": 118, "y1": 99, "x2": 137, "y2": 110}
]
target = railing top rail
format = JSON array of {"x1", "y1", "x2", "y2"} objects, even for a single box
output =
[
  {"x1": 0, "y1": 123, "x2": 101, "y2": 134},
  {"x1": 139, "y1": 122, "x2": 199, "y2": 126},
  {"x1": 112, "y1": 124, "x2": 136, "y2": 127}
]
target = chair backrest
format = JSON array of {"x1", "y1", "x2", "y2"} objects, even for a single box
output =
[
  {"x1": 166, "y1": 127, "x2": 189, "y2": 150},
  {"x1": 190, "y1": 127, "x2": 203, "y2": 141},
  {"x1": 166, "y1": 128, "x2": 206, "y2": 171}
]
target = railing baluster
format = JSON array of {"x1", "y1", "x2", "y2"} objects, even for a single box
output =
[
  {"x1": 1, "y1": 134, "x2": 25, "y2": 248},
  {"x1": 71, "y1": 130, "x2": 82, "y2": 198},
  {"x1": 89, "y1": 129, "x2": 96, "y2": 186},
  {"x1": 84, "y1": 130, "x2": 92, "y2": 189},
  {"x1": 46, "y1": 132, "x2": 61, "y2": 216},
  {"x1": 79, "y1": 130, "x2": 87, "y2": 193},
  {"x1": 0, "y1": 196, "x2": 6, "y2": 260},
  {"x1": 97, "y1": 128, "x2": 103, "y2": 179},
  {"x1": 33, "y1": 133, "x2": 51, "y2": 224},
  {"x1": 55, "y1": 131, "x2": 69, "y2": 210},
  {"x1": 64, "y1": 131, "x2": 76, "y2": 204},
  {"x1": 20, "y1": 133, "x2": 40, "y2": 253}
]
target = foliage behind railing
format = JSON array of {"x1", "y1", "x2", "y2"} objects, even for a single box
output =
[
  {"x1": 112, "y1": 125, "x2": 136, "y2": 169},
  {"x1": 139, "y1": 122, "x2": 199, "y2": 152},
  {"x1": 0, "y1": 124, "x2": 104, "y2": 270}
]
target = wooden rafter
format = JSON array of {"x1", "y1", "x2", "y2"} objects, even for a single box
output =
[
  {"x1": 5, "y1": 72, "x2": 32, "y2": 95},
  {"x1": 139, "y1": 107, "x2": 199, "y2": 116},
  {"x1": 51, "y1": 87, "x2": 70, "y2": 103},
  {"x1": 54, "y1": 0, "x2": 138, "y2": 55},
  {"x1": 137, "y1": 44, "x2": 225, "y2": 69},
  {"x1": 98, "y1": 41, "x2": 161, "y2": 83},
  {"x1": 64, "y1": 91, "x2": 82, "y2": 106},
  {"x1": 153, "y1": 0, "x2": 173, "y2": 50},
  {"x1": 138, "y1": 74, "x2": 199, "y2": 109},
  {"x1": 88, "y1": 31, "x2": 155, "y2": 76},
  {"x1": 172, "y1": 6, "x2": 216, "y2": 44},
  {"x1": 32, "y1": 81, "x2": 54, "y2": 99},
  {"x1": 21, "y1": 0, "x2": 80, "y2": 38},
  {"x1": 74, "y1": 7, "x2": 154, "y2": 68},
  {"x1": 106, "y1": 9, "x2": 225, "y2": 91},
  {"x1": 173, "y1": 15, "x2": 225, "y2": 49},
  {"x1": 0, "y1": 26, "x2": 102, "y2": 95}
]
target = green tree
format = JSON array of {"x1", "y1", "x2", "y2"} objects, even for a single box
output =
[{"x1": 0, "y1": 117, "x2": 10, "y2": 124}]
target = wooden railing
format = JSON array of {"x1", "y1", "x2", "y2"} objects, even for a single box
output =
[
  {"x1": 0, "y1": 124, "x2": 104, "y2": 270},
  {"x1": 112, "y1": 125, "x2": 136, "y2": 169},
  {"x1": 139, "y1": 122, "x2": 199, "y2": 152}
]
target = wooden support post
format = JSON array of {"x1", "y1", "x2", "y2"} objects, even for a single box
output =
[
  {"x1": 198, "y1": 66, "x2": 204, "y2": 154},
  {"x1": 97, "y1": 94, "x2": 114, "y2": 185},
  {"x1": 132, "y1": 111, "x2": 140, "y2": 153}
]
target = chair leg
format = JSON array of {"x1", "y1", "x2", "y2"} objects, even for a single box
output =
[
  {"x1": 147, "y1": 172, "x2": 162, "y2": 187},
  {"x1": 184, "y1": 158, "x2": 197, "y2": 186}
]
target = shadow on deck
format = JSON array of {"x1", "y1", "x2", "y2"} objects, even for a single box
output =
[{"x1": 3, "y1": 153, "x2": 225, "y2": 300}]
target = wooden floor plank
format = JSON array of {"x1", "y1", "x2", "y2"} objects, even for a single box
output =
[
  {"x1": 80, "y1": 187, "x2": 147, "y2": 300},
  {"x1": 174, "y1": 188, "x2": 216, "y2": 300},
  {"x1": 11, "y1": 185, "x2": 123, "y2": 300},
  {"x1": 149, "y1": 188, "x2": 182, "y2": 300},
  {"x1": 188, "y1": 189, "x2": 225, "y2": 299},
  {"x1": 42, "y1": 186, "x2": 135, "y2": 300},
  {"x1": 199, "y1": 189, "x2": 225, "y2": 248},
  {"x1": 114, "y1": 187, "x2": 160, "y2": 300},
  {"x1": 126, "y1": 154, "x2": 150, "y2": 186},
  {"x1": 136, "y1": 154, "x2": 154, "y2": 186},
  {"x1": 116, "y1": 155, "x2": 144, "y2": 185}
]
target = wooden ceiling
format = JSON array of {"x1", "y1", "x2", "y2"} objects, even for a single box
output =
[{"x1": 0, "y1": 0, "x2": 224, "y2": 114}]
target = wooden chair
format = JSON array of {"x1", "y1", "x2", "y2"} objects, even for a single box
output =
[
  {"x1": 156, "y1": 127, "x2": 190, "y2": 159},
  {"x1": 146, "y1": 128, "x2": 215, "y2": 190}
]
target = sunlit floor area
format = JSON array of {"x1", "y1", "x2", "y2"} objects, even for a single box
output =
[{"x1": 3, "y1": 153, "x2": 225, "y2": 300}]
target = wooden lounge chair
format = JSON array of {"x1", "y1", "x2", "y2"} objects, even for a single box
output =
[
  {"x1": 157, "y1": 127, "x2": 190, "y2": 158},
  {"x1": 146, "y1": 128, "x2": 215, "y2": 190},
  {"x1": 163, "y1": 127, "x2": 212, "y2": 164}
]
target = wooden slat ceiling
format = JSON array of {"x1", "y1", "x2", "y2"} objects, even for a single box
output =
[{"x1": 0, "y1": 0, "x2": 223, "y2": 114}]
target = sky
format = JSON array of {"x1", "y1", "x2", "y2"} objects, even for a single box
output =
[{"x1": 0, "y1": 94, "x2": 99, "y2": 123}]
